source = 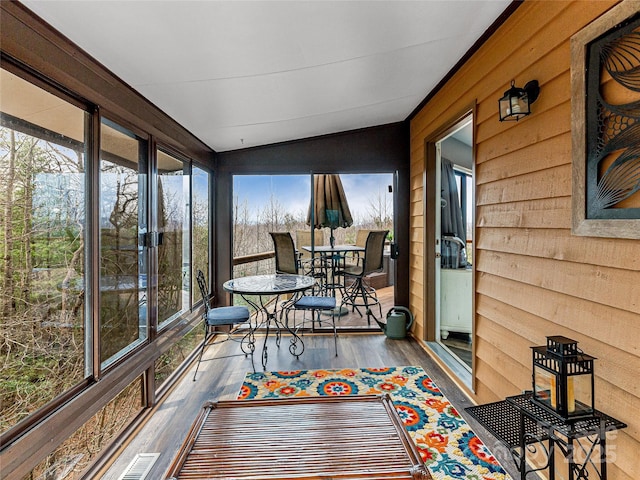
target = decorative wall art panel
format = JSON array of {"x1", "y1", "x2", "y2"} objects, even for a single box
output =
[{"x1": 572, "y1": 1, "x2": 640, "y2": 238}]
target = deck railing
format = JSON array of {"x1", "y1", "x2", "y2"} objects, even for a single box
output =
[
  {"x1": 230, "y1": 252, "x2": 278, "y2": 310},
  {"x1": 232, "y1": 251, "x2": 276, "y2": 278}
]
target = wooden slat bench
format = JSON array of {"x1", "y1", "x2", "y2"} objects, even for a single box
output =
[{"x1": 165, "y1": 394, "x2": 431, "y2": 479}]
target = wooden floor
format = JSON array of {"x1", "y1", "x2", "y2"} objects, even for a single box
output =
[{"x1": 100, "y1": 330, "x2": 520, "y2": 479}]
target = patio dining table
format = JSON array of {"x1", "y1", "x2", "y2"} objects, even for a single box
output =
[
  {"x1": 301, "y1": 244, "x2": 364, "y2": 301},
  {"x1": 223, "y1": 273, "x2": 315, "y2": 369}
]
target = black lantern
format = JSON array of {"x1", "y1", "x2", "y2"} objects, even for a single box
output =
[
  {"x1": 531, "y1": 336, "x2": 595, "y2": 419},
  {"x1": 498, "y1": 80, "x2": 540, "y2": 121}
]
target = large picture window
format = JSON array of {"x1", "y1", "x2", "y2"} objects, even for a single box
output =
[
  {"x1": 0, "y1": 68, "x2": 88, "y2": 433},
  {"x1": 1, "y1": 43, "x2": 213, "y2": 479}
]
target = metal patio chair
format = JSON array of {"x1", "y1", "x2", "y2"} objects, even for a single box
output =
[
  {"x1": 193, "y1": 269, "x2": 252, "y2": 381},
  {"x1": 286, "y1": 294, "x2": 338, "y2": 356},
  {"x1": 338, "y1": 230, "x2": 388, "y2": 326}
]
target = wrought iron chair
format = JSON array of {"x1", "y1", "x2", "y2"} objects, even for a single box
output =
[
  {"x1": 193, "y1": 269, "x2": 252, "y2": 381},
  {"x1": 338, "y1": 230, "x2": 388, "y2": 325},
  {"x1": 295, "y1": 229, "x2": 331, "y2": 287},
  {"x1": 287, "y1": 294, "x2": 338, "y2": 356},
  {"x1": 295, "y1": 229, "x2": 325, "y2": 262}
]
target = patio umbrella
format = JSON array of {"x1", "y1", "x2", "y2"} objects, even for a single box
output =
[{"x1": 307, "y1": 174, "x2": 353, "y2": 248}]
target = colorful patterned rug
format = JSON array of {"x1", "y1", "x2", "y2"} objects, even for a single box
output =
[{"x1": 239, "y1": 366, "x2": 512, "y2": 480}]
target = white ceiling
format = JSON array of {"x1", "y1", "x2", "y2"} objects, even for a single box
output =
[{"x1": 22, "y1": 0, "x2": 510, "y2": 152}]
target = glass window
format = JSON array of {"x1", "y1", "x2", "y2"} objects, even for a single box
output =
[
  {"x1": 232, "y1": 173, "x2": 394, "y2": 278},
  {"x1": 232, "y1": 174, "x2": 311, "y2": 278},
  {"x1": 25, "y1": 376, "x2": 143, "y2": 480},
  {"x1": 0, "y1": 68, "x2": 87, "y2": 433},
  {"x1": 192, "y1": 165, "x2": 209, "y2": 305},
  {"x1": 154, "y1": 325, "x2": 203, "y2": 391},
  {"x1": 157, "y1": 149, "x2": 190, "y2": 327},
  {"x1": 454, "y1": 169, "x2": 473, "y2": 265},
  {"x1": 100, "y1": 119, "x2": 148, "y2": 366}
]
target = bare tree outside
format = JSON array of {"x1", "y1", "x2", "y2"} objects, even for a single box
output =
[
  {"x1": 1, "y1": 127, "x2": 87, "y2": 435},
  {"x1": 1, "y1": 69, "x2": 218, "y2": 480},
  {"x1": 367, "y1": 187, "x2": 394, "y2": 234},
  {"x1": 232, "y1": 174, "x2": 394, "y2": 279}
]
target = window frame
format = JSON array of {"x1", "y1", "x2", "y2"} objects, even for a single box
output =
[
  {"x1": 0, "y1": 60, "x2": 94, "y2": 443},
  {"x1": 0, "y1": 61, "x2": 212, "y2": 471},
  {"x1": 98, "y1": 116, "x2": 151, "y2": 370}
]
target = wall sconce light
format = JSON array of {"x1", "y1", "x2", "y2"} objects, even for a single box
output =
[{"x1": 498, "y1": 80, "x2": 540, "y2": 121}]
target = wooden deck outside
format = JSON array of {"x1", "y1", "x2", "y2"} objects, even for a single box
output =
[{"x1": 311, "y1": 284, "x2": 394, "y2": 330}]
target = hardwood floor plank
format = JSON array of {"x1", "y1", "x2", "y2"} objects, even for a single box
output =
[{"x1": 100, "y1": 332, "x2": 519, "y2": 480}]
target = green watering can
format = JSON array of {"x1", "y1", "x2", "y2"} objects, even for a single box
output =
[{"x1": 376, "y1": 306, "x2": 414, "y2": 339}]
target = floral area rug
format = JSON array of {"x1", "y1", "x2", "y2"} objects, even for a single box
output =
[{"x1": 239, "y1": 366, "x2": 511, "y2": 480}]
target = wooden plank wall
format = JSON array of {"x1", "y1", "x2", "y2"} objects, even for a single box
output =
[{"x1": 409, "y1": 2, "x2": 639, "y2": 478}]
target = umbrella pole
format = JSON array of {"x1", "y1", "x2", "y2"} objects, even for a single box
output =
[{"x1": 325, "y1": 226, "x2": 349, "y2": 317}]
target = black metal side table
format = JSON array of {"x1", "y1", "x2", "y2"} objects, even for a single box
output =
[{"x1": 465, "y1": 392, "x2": 626, "y2": 480}]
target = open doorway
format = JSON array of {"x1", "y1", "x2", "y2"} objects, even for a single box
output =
[
  {"x1": 424, "y1": 110, "x2": 475, "y2": 388},
  {"x1": 437, "y1": 121, "x2": 473, "y2": 370},
  {"x1": 231, "y1": 172, "x2": 395, "y2": 330}
]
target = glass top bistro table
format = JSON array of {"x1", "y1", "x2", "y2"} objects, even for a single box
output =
[{"x1": 223, "y1": 273, "x2": 315, "y2": 370}]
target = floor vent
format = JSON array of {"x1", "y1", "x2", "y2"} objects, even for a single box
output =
[{"x1": 117, "y1": 453, "x2": 160, "y2": 480}]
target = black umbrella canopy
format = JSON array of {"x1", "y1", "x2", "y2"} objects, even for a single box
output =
[{"x1": 307, "y1": 174, "x2": 353, "y2": 246}]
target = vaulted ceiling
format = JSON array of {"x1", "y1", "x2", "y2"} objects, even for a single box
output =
[{"x1": 22, "y1": 1, "x2": 511, "y2": 152}]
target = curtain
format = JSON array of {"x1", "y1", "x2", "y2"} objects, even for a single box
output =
[
  {"x1": 441, "y1": 158, "x2": 466, "y2": 268},
  {"x1": 441, "y1": 158, "x2": 466, "y2": 241}
]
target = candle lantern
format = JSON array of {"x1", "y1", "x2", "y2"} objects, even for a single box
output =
[{"x1": 531, "y1": 336, "x2": 595, "y2": 419}]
